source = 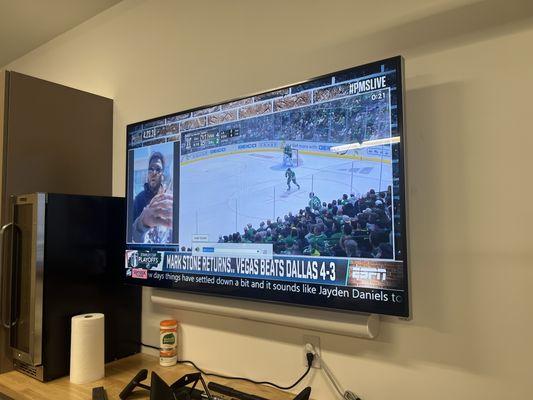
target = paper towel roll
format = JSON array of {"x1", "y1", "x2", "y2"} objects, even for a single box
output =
[{"x1": 70, "y1": 313, "x2": 105, "y2": 384}]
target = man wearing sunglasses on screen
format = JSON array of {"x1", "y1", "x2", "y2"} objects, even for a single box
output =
[{"x1": 131, "y1": 151, "x2": 174, "y2": 243}]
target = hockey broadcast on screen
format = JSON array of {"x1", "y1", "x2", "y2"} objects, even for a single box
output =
[{"x1": 125, "y1": 57, "x2": 408, "y2": 316}]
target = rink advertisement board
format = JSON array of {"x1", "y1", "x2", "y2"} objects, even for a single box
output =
[{"x1": 125, "y1": 56, "x2": 409, "y2": 317}]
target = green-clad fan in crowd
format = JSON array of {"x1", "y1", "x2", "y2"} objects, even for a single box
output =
[{"x1": 308, "y1": 192, "x2": 321, "y2": 211}]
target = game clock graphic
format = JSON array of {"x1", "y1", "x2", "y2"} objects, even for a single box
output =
[{"x1": 125, "y1": 56, "x2": 409, "y2": 317}]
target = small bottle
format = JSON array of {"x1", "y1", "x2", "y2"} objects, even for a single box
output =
[{"x1": 159, "y1": 319, "x2": 178, "y2": 366}]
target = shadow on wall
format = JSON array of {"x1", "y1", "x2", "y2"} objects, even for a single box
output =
[
  {"x1": 309, "y1": 0, "x2": 533, "y2": 70},
  {"x1": 378, "y1": 82, "x2": 475, "y2": 363}
]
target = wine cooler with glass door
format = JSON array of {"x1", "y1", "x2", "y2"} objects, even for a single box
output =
[{"x1": 1, "y1": 193, "x2": 141, "y2": 381}]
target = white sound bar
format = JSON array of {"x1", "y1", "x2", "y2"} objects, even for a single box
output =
[{"x1": 151, "y1": 289, "x2": 380, "y2": 339}]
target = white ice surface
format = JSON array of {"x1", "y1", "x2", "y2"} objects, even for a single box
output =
[{"x1": 179, "y1": 151, "x2": 391, "y2": 248}]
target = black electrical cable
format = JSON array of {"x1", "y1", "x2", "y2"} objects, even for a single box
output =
[
  {"x1": 140, "y1": 342, "x2": 313, "y2": 391},
  {"x1": 178, "y1": 358, "x2": 312, "y2": 391},
  {"x1": 141, "y1": 342, "x2": 160, "y2": 351}
]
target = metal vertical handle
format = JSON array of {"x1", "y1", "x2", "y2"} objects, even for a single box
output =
[
  {"x1": 0, "y1": 222, "x2": 14, "y2": 329},
  {"x1": 10, "y1": 224, "x2": 21, "y2": 328}
]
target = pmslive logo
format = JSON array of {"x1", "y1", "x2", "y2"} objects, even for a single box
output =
[{"x1": 349, "y1": 76, "x2": 387, "y2": 95}]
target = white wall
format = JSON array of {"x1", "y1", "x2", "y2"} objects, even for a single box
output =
[{"x1": 4, "y1": 0, "x2": 533, "y2": 398}]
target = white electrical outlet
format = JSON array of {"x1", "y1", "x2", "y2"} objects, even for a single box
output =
[{"x1": 303, "y1": 334, "x2": 321, "y2": 368}]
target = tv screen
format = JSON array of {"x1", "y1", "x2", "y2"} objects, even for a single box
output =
[{"x1": 125, "y1": 56, "x2": 409, "y2": 317}]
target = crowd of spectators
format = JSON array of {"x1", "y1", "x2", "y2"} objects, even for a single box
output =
[
  {"x1": 243, "y1": 99, "x2": 389, "y2": 144},
  {"x1": 219, "y1": 187, "x2": 394, "y2": 259},
  {"x1": 182, "y1": 98, "x2": 390, "y2": 155}
]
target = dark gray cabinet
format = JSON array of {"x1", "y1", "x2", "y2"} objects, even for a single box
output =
[
  {"x1": 1, "y1": 71, "x2": 114, "y2": 372},
  {"x1": 2, "y1": 71, "x2": 113, "y2": 224}
]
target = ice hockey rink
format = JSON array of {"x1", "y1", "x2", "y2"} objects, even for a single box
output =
[{"x1": 178, "y1": 150, "x2": 392, "y2": 247}]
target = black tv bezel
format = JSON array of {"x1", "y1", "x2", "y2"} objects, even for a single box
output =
[{"x1": 124, "y1": 55, "x2": 410, "y2": 318}]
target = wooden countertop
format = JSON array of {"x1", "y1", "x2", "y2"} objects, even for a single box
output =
[{"x1": 0, "y1": 353, "x2": 297, "y2": 400}]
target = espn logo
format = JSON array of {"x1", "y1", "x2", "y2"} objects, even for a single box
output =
[
  {"x1": 131, "y1": 268, "x2": 148, "y2": 279},
  {"x1": 351, "y1": 266, "x2": 387, "y2": 281}
]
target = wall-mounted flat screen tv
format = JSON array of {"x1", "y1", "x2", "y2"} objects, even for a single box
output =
[{"x1": 125, "y1": 56, "x2": 409, "y2": 317}]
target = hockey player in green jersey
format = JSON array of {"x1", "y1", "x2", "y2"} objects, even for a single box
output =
[
  {"x1": 285, "y1": 168, "x2": 300, "y2": 191},
  {"x1": 283, "y1": 144, "x2": 294, "y2": 166},
  {"x1": 284, "y1": 144, "x2": 293, "y2": 158}
]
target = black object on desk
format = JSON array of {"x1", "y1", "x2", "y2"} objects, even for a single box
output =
[
  {"x1": 293, "y1": 387, "x2": 312, "y2": 400},
  {"x1": 208, "y1": 382, "x2": 312, "y2": 400},
  {"x1": 208, "y1": 382, "x2": 269, "y2": 400},
  {"x1": 170, "y1": 372, "x2": 213, "y2": 399},
  {"x1": 151, "y1": 373, "x2": 177, "y2": 400},
  {"x1": 119, "y1": 369, "x2": 150, "y2": 399},
  {"x1": 120, "y1": 369, "x2": 213, "y2": 400},
  {"x1": 92, "y1": 387, "x2": 108, "y2": 400}
]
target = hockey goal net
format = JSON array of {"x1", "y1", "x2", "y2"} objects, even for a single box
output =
[{"x1": 283, "y1": 148, "x2": 299, "y2": 167}]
